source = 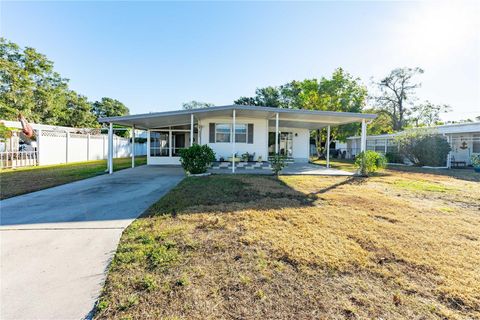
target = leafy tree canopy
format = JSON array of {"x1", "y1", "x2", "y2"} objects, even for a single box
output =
[
  {"x1": 0, "y1": 38, "x2": 127, "y2": 129},
  {"x1": 182, "y1": 100, "x2": 214, "y2": 110}
]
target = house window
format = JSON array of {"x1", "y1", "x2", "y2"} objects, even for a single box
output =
[
  {"x1": 150, "y1": 132, "x2": 169, "y2": 157},
  {"x1": 235, "y1": 124, "x2": 247, "y2": 143},
  {"x1": 473, "y1": 134, "x2": 480, "y2": 153},
  {"x1": 215, "y1": 124, "x2": 231, "y2": 143}
]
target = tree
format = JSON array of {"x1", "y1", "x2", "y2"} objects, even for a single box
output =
[
  {"x1": 410, "y1": 101, "x2": 451, "y2": 127},
  {"x1": 0, "y1": 38, "x2": 70, "y2": 124},
  {"x1": 92, "y1": 97, "x2": 129, "y2": 119},
  {"x1": 234, "y1": 96, "x2": 258, "y2": 106},
  {"x1": 366, "y1": 109, "x2": 394, "y2": 135},
  {"x1": 373, "y1": 67, "x2": 424, "y2": 131},
  {"x1": 182, "y1": 100, "x2": 214, "y2": 110},
  {"x1": 63, "y1": 91, "x2": 98, "y2": 128}
]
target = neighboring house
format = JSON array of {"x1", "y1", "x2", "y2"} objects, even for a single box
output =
[
  {"x1": 99, "y1": 105, "x2": 376, "y2": 173},
  {"x1": 346, "y1": 122, "x2": 480, "y2": 167}
]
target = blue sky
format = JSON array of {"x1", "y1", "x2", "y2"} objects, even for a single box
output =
[{"x1": 1, "y1": 1, "x2": 479, "y2": 121}]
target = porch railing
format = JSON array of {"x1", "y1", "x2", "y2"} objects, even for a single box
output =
[{"x1": 0, "y1": 150, "x2": 38, "y2": 169}]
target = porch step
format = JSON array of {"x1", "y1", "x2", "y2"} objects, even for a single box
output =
[
  {"x1": 211, "y1": 161, "x2": 271, "y2": 170},
  {"x1": 268, "y1": 156, "x2": 295, "y2": 164}
]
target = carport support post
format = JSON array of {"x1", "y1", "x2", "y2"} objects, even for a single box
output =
[
  {"x1": 190, "y1": 113, "x2": 194, "y2": 146},
  {"x1": 360, "y1": 119, "x2": 367, "y2": 152},
  {"x1": 108, "y1": 122, "x2": 113, "y2": 174},
  {"x1": 275, "y1": 112, "x2": 279, "y2": 154},
  {"x1": 131, "y1": 125, "x2": 135, "y2": 168},
  {"x1": 326, "y1": 125, "x2": 331, "y2": 168},
  {"x1": 232, "y1": 109, "x2": 236, "y2": 173}
]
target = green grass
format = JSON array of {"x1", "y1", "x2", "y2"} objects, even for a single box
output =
[
  {"x1": 0, "y1": 156, "x2": 146, "y2": 199},
  {"x1": 393, "y1": 179, "x2": 453, "y2": 192}
]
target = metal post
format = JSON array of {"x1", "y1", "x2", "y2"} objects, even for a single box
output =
[
  {"x1": 326, "y1": 125, "x2": 331, "y2": 168},
  {"x1": 360, "y1": 119, "x2": 367, "y2": 152},
  {"x1": 190, "y1": 113, "x2": 194, "y2": 146},
  {"x1": 131, "y1": 125, "x2": 135, "y2": 168},
  {"x1": 275, "y1": 112, "x2": 279, "y2": 154},
  {"x1": 108, "y1": 123, "x2": 113, "y2": 174},
  {"x1": 384, "y1": 138, "x2": 388, "y2": 153},
  {"x1": 232, "y1": 109, "x2": 236, "y2": 173},
  {"x1": 168, "y1": 129, "x2": 172, "y2": 157},
  {"x1": 66, "y1": 131, "x2": 70, "y2": 163}
]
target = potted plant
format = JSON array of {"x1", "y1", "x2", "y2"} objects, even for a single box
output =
[
  {"x1": 471, "y1": 154, "x2": 480, "y2": 173},
  {"x1": 241, "y1": 152, "x2": 249, "y2": 162},
  {"x1": 257, "y1": 155, "x2": 262, "y2": 163}
]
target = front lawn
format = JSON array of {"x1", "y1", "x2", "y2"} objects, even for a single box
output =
[
  {"x1": 0, "y1": 156, "x2": 146, "y2": 199},
  {"x1": 96, "y1": 167, "x2": 479, "y2": 319}
]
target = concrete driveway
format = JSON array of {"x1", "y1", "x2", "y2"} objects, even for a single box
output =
[{"x1": 0, "y1": 165, "x2": 184, "y2": 320}]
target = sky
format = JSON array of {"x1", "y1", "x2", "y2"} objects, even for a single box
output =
[{"x1": 1, "y1": 1, "x2": 479, "y2": 121}]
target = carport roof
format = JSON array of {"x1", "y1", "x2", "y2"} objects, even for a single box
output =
[{"x1": 99, "y1": 105, "x2": 376, "y2": 130}]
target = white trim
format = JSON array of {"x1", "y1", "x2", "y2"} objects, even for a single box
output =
[
  {"x1": 190, "y1": 113, "x2": 194, "y2": 146},
  {"x1": 275, "y1": 113, "x2": 279, "y2": 154},
  {"x1": 108, "y1": 123, "x2": 113, "y2": 174},
  {"x1": 326, "y1": 125, "x2": 331, "y2": 168},
  {"x1": 232, "y1": 109, "x2": 236, "y2": 173},
  {"x1": 131, "y1": 125, "x2": 135, "y2": 168}
]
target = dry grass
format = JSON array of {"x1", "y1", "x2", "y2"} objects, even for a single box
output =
[{"x1": 95, "y1": 166, "x2": 480, "y2": 319}]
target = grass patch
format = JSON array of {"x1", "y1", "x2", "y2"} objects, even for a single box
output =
[
  {"x1": 96, "y1": 170, "x2": 480, "y2": 319},
  {"x1": 393, "y1": 179, "x2": 452, "y2": 192},
  {"x1": 0, "y1": 156, "x2": 146, "y2": 199}
]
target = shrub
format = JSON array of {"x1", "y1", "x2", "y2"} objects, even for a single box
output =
[
  {"x1": 385, "y1": 151, "x2": 403, "y2": 164},
  {"x1": 395, "y1": 129, "x2": 451, "y2": 167},
  {"x1": 270, "y1": 154, "x2": 286, "y2": 176},
  {"x1": 179, "y1": 144, "x2": 216, "y2": 174},
  {"x1": 471, "y1": 154, "x2": 480, "y2": 168},
  {"x1": 354, "y1": 150, "x2": 387, "y2": 176}
]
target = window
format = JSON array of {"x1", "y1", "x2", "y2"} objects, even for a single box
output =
[
  {"x1": 215, "y1": 124, "x2": 231, "y2": 143},
  {"x1": 235, "y1": 124, "x2": 247, "y2": 143},
  {"x1": 473, "y1": 134, "x2": 480, "y2": 153},
  {"x1": 150, "y1": 132, "x2": 169, "y2": 157}
]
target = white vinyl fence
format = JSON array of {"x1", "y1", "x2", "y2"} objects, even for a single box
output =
[{"x1": 1, "y1": 130, "x2": 146, "y2": 169}]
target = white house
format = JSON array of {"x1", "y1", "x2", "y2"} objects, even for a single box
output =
[
  {"x1": 346, "y1": 122, "x2": 480, "y2": 167},
  {"x1": 99, "y1": 105, "x2": 376, "y2": 173}
]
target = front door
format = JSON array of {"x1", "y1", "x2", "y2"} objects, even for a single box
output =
[{"x1": 268, "y1": 132, "x2": 293, "y2": 157}]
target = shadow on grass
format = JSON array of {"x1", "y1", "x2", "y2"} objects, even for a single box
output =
[{"x1": 143, "y1": 174, "x2": 315, "y2": 217}]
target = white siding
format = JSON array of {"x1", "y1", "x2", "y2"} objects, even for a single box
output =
[{"x1": 199, "y1": 117, "x2": 269, "y2": 161}]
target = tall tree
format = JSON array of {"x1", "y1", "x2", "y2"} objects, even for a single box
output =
[
  {"x1": 92, "y1": 97, "x2": 130, "y2": 119},
  {"x1": 182, "y1": 100, "x2": 214, "y2": 110},
  {"x1": 373, "y1": 67, "x2": 424, "y2": 131},
  {"x1": 410, "y1": 101, "x2": 451, "y2": 127},
  {"x1": 64, "y1": 92, "x2": 98, "y2": 128},
  {"x1": 366, "y1": 109, "x2": 394, "y2": 135}
]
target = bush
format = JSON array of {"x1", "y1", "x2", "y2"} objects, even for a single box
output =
[
  {"x1": 270, "y1": 155, "x2": 286, "y2": 176},
  {"x1": 471, "y1": 154, "x2": 480, "y2": 168},
  {"x1": 385, "y1": 151, "x2": 403, "y2": 164},
  {"x1": 354, "y1": 150, "x2": 386, "y2": 176},
  {"x1": 179, "y1": 144, "x2": 216, "y2": 174},
  {"x1": 396, "y1": 130, "x2": 451, "y2": 167}
]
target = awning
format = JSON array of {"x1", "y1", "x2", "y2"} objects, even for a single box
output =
[{"x1": 99, "y1": 105, "x2": 376, "y2": 130}]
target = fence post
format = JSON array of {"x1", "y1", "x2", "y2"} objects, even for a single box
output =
[
  {"x1": 103, "y1": 135, "x2": 106, "y2": 159},
  {"x1": 87, "y1": 133, "x2": 90, "y2": 161},
  {"x1": 36, "y1": 129, "x2": 41, "y2": 166},
  {"x1": 66, "y1": 131, "x2": 70, "y2": 163}
]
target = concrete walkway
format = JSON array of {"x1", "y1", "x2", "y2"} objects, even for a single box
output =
[
  {"x1": 0, "y1": 165, "x2": 184, "y2": 320},
  {"x1": 281, "y1": 162, "x2": 354, "y2": 176}
]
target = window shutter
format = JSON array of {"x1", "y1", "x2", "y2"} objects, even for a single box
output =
[
  {"x1": 209, "y1": 123, "x2": 215, "y2": 143},
  {"x1": 247, "y1": 123, "x2": 254, "y2": 144}
]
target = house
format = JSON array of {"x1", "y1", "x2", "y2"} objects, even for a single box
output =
[
  {"x1": 345, "y1": 122, "x2": 480, "y2": 168},
  {"x1": 99, "y1": 105, "x2": 376, "y2": 173}
]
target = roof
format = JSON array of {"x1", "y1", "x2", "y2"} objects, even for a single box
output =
[
  {"x1": 99, "y1": 105, "x2": 376, "y2": 130},
  {"x1": 347, "y1": 121, "x2": 480, "y2": 139}
]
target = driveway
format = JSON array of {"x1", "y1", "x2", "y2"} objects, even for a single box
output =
[{"x1": 0, "y1": 165, "x2": 184, "y2": 320}]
